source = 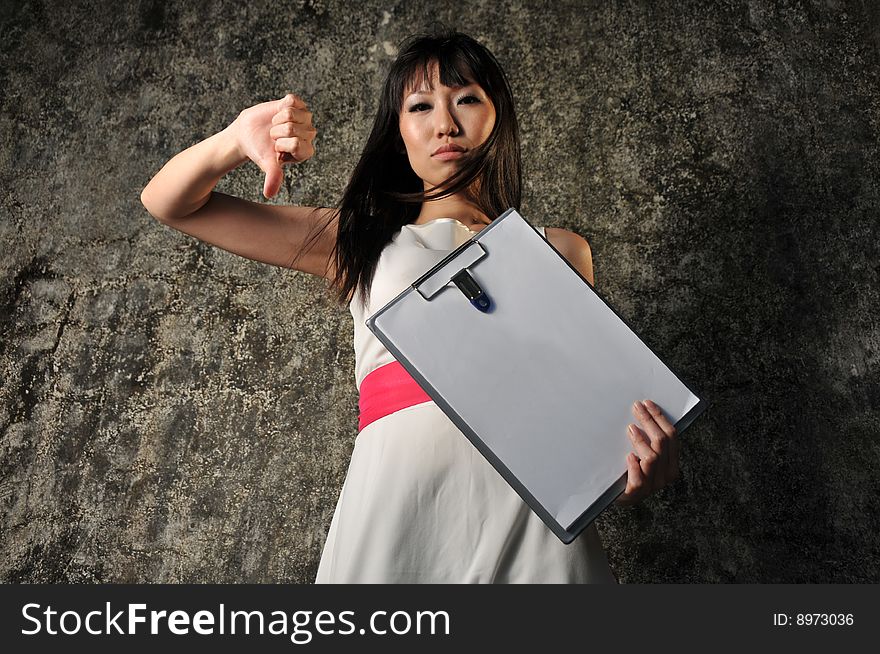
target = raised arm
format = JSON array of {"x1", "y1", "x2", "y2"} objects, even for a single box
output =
[{"x1": 140, "y1": 94, "x2": 337, "y2": 280}]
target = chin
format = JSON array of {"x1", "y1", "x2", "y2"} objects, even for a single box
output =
[{"x1": 427, "y1": 167, "x2": 463, "y2": 185}]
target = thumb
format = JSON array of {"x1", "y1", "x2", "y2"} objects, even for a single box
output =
[{"x1": 261, "y1": 157, "x2": 283, "y2": 198}]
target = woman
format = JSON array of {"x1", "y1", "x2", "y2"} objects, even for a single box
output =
[{"x1": 140, "y1": 30, "x2": 680, "y2": 583}]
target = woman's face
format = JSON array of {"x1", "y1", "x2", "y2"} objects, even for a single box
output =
[{"x1": 398, "y1": 61, "x2": 496, "y2": 189}]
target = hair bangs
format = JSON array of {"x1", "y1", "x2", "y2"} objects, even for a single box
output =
[{"x1": 396, "y1": 49, "x2": 483, "y2": 112}]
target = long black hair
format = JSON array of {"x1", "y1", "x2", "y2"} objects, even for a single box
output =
[{"x1": 298, "y1": 29, "x2": 521, "y2": 309}]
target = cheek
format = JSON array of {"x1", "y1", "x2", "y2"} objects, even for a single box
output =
[
  {"x1": 397, "y1": 124, "x2": 425, "y2": 173},
  {"x1": 398, "y1": 118, "x2": 422, "y2": 150},
  {"x1": 470, "y1": 108, "x2": 496, "y2": 144},
  {"x1": 483, "y1": 108, "x2": 497, "y2": 139}
]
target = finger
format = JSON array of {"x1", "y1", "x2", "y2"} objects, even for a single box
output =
[
  {"x1": 269, "y1": 122, "x2": 317, "y2": 140},
  {"x1": 274, "y1": 137, "x2": 315, "y2": 162},
  {"x1": 271, "y1": 106, "x2": 314, "y2": 126},
  {"x1": 276, "y1": 92, "x2": 308, "y2": 112},
  {"x1": 261, "y1": 160, "x2": 283, "y2": 198},
  {"x1": 276, "y1": 141, "x2": 314, "y2": 164},
  {"x1": 628, "y1": 424, "x2": 662, "y2": 491},
  {"x1": 632, "y1": 401, "x2": 669, "y2": 486},
  {"x1": 642, "y1": 399, "x2": 678, "y2": 439},
  {"x1": 642, "y1": 398, "x2": 679, "y2": 485},
  {"x1": 627, "y1": 423, "x2": 656, "y2": 465},
  {"x1": 298, "y1": 139, "x2": 315, "y2": 160},
  {"x1": 618, "y1": 452, "x2": 647, "y2": 505},
  {"x1": 632, "y1": 401, "x2": 670, "y2": 452},
  {"x1": 274, "y1": 136, "x2": 300, "y2": 154}
]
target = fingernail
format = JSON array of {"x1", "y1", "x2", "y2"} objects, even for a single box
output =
[
  {"x1": 628, "y1": 424, "x2": 636, "y2": 437},
  {"x1": 632, "y1": 401, "x2": 642, "y2": 413}
]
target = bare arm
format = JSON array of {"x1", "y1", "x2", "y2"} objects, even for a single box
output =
[
  {"x1": 140, "y1": 94, "x2": 336, "y2": 279},
  {"x1": 140, "y1": 124, "x2": 247, "y2": 221},
  {"x1": 545, "y1": 227, "x2": 594, "y2": 286}
]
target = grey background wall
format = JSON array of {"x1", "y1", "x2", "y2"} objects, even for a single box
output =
[{"x1": 1, "y1": 0, "x2": 877, "y2": 583}]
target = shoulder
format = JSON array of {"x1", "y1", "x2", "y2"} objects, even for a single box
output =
[{"x1": 544, "y1": 227, "x2": 594, "y2": 285}]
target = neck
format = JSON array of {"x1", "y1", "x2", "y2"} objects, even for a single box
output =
[{"x1": 413, "y1": 192, "x2": 489, "y2": 227}]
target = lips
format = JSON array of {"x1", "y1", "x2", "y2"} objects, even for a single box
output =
[{"x1": 432, "y1": 143, "x2": 466, "y2": 156}]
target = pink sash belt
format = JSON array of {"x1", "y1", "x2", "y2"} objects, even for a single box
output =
[{"x1": 358, "y1": 361, "x2": 432, "y2": 432}]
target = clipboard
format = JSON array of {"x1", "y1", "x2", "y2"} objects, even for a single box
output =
[{"x1": 365, "y1": 208, "x2": 706, "y2": 543}]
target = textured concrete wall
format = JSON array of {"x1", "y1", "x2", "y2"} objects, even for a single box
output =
[{"x1": 1, "y1": 0, "x2": 878, "y2": 583}]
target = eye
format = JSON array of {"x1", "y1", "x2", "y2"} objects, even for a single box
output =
[{"x1": 408, "y1": 95, "x2": 480, "y2": 112}]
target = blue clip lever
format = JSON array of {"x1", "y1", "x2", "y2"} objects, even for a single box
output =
[{"x1": 452, "y1": 270, "x2": 491, "y2": 313}]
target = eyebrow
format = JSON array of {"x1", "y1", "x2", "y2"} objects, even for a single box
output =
[{"x1": 405, "y1": 84, "x2": 478, "y2": 100}]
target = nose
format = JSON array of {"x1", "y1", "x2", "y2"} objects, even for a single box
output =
[{"x1": 434, "y1": 102, "x2": 460, "y2": 137}]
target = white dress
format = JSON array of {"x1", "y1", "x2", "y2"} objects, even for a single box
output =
[{"x1": 315, "y1": 218, "x2": 618, "y2": 583}]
